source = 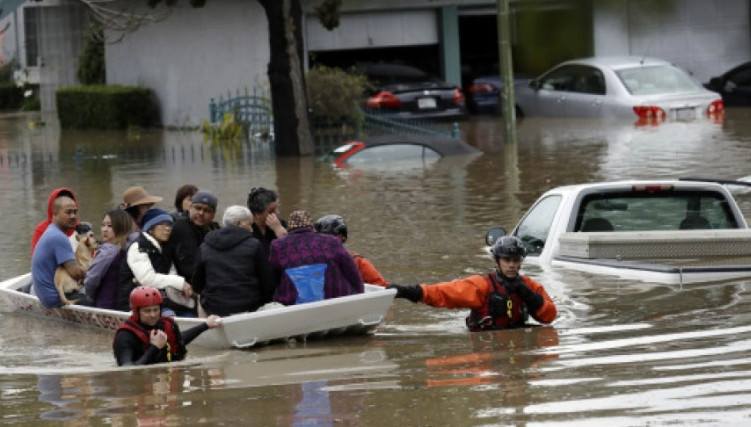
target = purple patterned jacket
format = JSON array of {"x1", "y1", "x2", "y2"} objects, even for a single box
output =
[{"x1": 269, "y1": 227, "x2": 364, "y2": 305}]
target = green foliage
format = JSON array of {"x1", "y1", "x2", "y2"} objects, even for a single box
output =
[
  {"x1": 56, "y1": 85, "x2": 161, "y2": 129},
  {"x1": 315, "y1": 0, "x2": 342, "y2": 30},
  {"x1": 306, "y1": 65, "x2": 369, "y2": 123},
  {"x1": 20, "y1": 96, "x2": 41, "y2": 112},
  {"x1": 77, "y1": 23, "x2": 105, "y2": 85},
  {"x1": 0, "y1": 58, "x2": 18, "y2": 83},
  {"x1": 0, "y1": 82, "x2": 23, "y2": 110},
  {"x1": 201, "y1": 112, "x2": 244, "y2": 142}
]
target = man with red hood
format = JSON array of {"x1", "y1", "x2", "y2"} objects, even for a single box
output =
[{"x1": 31, "y1": 188, "x2": 79, "y2": 256}]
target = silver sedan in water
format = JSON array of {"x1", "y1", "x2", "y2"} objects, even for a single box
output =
[{"x1": 514, "y1": 56, "x2": 724, "y2": 123}]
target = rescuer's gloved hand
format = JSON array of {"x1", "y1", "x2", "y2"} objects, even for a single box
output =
[
  {"x1": 504, "y1": 276, "x2": 543, "y2": 312},
  {"x1": 386, "y1": 283, "x2": 423, "y2": 303}
]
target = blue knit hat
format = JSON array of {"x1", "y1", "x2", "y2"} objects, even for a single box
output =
[
  {"x1": 141, "y1": 208, "x2": 173, "y2": 233},
  {"x1": 192, "y1": 190, "x2": 218, "y2": 211}
]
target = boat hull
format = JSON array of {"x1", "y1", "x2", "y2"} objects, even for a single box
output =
[{"x1": 0, "y1": 273, "x2": 396, "y2": 349}]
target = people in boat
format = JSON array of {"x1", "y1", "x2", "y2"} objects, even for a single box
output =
[
  {"x1": 31, "y1": 188, "x2": 79, "y2": 256},
  {"x1": 83, "y1": 209, "x2": 136, "y2": 309},
  {"x1": 113, "y1": 286, "x2": 221, "y2": 366},
  {"x1": 269, "y1": 210, "x2": 363, "y2": 305},
  {"x1": 120, "y1": 186, "x2": 163, "y2": 229},
  {"x1": 192, "y1": 205, "x2": 273, "y2": 316},
  {"x1": 387, "y1": 236, "x2": 557, "y2": 331},
  {"x1": 170, "y1": 190, "x2": 220, "y2": 284},
  {"x1": 117, "y1": 208, "x2": 195, "y2": 317},
  {"x1": 314, "y1": 214, "x2": 388, "y2": 286},
  {"x1": 170, "y1": 184, "x2": 198, "y2": 221},
  {"x1": 31, "y1": 195, "x2": 92, "y2": 308},
  {"x1": 246, "y1": 187, "x2": 288, "y2": 255}
]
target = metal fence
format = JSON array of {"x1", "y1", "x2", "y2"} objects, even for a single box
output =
[{"x1": 209, "y1": 88, "x2": 461, "y2": 155}]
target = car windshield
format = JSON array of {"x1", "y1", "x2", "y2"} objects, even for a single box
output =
[{"x1": 616, "y1": 65, "x2": 700, "y2": 95}]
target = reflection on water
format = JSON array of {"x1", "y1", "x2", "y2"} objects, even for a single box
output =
[{"x1": 3, "y1": 111, "x2": 751, "y2": 424}]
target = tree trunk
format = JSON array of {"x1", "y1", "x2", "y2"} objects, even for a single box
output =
[{"x1": 259, "y1": 0, "x2": 313, "y2": 157}]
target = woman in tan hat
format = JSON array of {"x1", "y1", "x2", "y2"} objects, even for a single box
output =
[{"x1": 120, "y1": 186, "x2": 163, "y2": 228}]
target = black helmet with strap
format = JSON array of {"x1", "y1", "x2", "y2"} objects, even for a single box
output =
[
  {"x1": 314, "y1": 214, "x2": 348, "y2": 242},
  {"x1": 490, "y1": 235, "x2": 527, "y2": 259}
]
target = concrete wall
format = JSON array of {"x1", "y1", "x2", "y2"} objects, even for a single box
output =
[
  {"x1": 594, "y1": 0, "x2": 750, "y2": 83},
  {"x1": 105, "y1": 0, "x2": 269, "y2": 128}
]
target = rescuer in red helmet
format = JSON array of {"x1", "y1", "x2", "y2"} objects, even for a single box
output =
[{"x1": 113, "y1": 286, "x2": 221, "y2": 366}]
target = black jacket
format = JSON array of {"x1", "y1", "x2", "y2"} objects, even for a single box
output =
[
  {"x1": 117, "y1": 233, "x2": 175, "y2": 312},
  {"x1": 192, "y1": 225, "x2": 274, "y2": 316},
  {"x1": 171, "y1": 217, "x2": 218, "y2": 282}
]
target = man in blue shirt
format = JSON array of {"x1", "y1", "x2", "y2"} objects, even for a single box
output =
[{"x1": 31, "y1": 196, "x2": 86, "y2": 308}]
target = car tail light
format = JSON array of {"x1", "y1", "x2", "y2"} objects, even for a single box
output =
[
  {"x1": 453, "y1": 87, "x2": 465, "y2": 105},
  {"x1": 706, "y1": 99, "x2": 724, "y2": 116},
  {"x1": 467, "y1": 83, "x2": 497, "y2": 94},
  {"x1": 366, "y1": 91, "x2": 401, "y2": 108},
  {"x1": 633, "y1": 106, "x2": 666, "y2": 120}
]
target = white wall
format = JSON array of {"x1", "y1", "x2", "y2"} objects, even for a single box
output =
[
  {"x1": 594, "y1": 0, "x2": 750, "y2": 83},
  {"x1": 105, "y1": 0, "x2": 269, "y2": 128}
]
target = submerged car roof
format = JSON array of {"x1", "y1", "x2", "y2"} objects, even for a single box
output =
[{"x1": 354, "y1": 134, "x2": 481, "y2": 156}]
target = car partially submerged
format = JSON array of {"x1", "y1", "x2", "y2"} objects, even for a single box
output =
[
  {"x1": 515, "y1": 56, "x2": 724, "y2": 123},
  {"x1": 356, "y1": 62, "x2": 468, "y2": 121},
  {"x1": 323, "y1": 134, "x2": 481, "y2": 169},
  {"x1": 486, "y1": 178, "x2": 751, "y2": 285}
]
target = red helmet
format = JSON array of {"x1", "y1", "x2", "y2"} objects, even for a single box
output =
[{"x1": 129, "y1": 286, "x2": 163, "y2": 311}]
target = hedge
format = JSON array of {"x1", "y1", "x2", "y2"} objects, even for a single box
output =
[
  {"x1": 0, "y1": 83, "x2": 24, "y2": 111},
  {"x1": 56, "y1": 85, "x2": 161, "y2": 129}
]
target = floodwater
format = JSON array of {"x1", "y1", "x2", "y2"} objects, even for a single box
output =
[{"x1": 3, "y1": 111, "x2": 751, "y2": 425}]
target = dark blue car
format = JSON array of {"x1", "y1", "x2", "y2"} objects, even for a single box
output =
[{"x1": 466, "y1": 74, "x2": 531, "y2": 114}]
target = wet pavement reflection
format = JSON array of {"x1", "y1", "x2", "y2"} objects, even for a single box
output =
[{"x1": 2, "y1": 110, "x2": 751, "y2": 424}]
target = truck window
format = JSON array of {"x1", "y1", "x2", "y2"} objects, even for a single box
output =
[
  {"x1": 515, "y1": 195, "x2": 562, "y2": 256},
  {"x1": 576, "y1": 191, "x2": 738, "y2": 231}
]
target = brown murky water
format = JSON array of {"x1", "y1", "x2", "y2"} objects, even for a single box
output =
[{"x1": 2, "y1": 111, "x2": 751, "y2": 425}]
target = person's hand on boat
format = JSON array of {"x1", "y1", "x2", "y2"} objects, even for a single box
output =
[
  {"x1": 182, "y1": 282, "x2": 193, "y2": 297},
  {"x1": 386, "y1": 283, "x2": 423, "y2": 303},
  {"x1": 205, "y1": 315, "x2": 222, "y2": 328},
  {"x1": 150, "y1": 329, "x2": 168, "y2": 349}
]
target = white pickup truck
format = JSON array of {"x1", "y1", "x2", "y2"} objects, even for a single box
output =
[{"x1": 486, "y1": 178, "x2": 751, "y2": 285}]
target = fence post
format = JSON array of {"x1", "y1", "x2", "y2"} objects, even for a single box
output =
[
  {"x1": 209, "y1": 98, "x2": 216, "y2": 122},
  {"x1": 452, "y1": 122, "x2": 460, "y2": 139}
]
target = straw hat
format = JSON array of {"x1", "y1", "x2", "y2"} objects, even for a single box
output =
[{"x1": 121, "y1": 186, "x2": 163, "y2": 209}]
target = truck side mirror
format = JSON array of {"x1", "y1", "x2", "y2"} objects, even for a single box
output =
[
  {"x1": 485, "y1": 226, "x2": 507, "y2": 246},
  {"x1": 528, "y1": 79, "x2": 540, "y2": 90}
]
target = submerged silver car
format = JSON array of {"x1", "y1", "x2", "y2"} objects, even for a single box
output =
[{"x1": 515, "y1": 56, "x2": 724, "y2": 122}]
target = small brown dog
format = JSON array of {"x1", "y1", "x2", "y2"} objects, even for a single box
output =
[{"x1": 54, "y1": 234, "x2": 99, "y2": 305}]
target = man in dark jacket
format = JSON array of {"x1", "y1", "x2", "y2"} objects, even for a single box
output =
[
  {"x1": 192, "y1": 205, "x2": 274, "y2": 316},
  {"x1": 171, "y1": 190, "x2": 220, "y2": 282}
]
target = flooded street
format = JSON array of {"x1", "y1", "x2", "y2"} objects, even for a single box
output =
[{"x1": 2, "y1": 111, "x2": 751, "y2": 425}]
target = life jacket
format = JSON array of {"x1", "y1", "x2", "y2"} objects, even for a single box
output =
[
  {"x1": 466, "y1": 272, "x2": 528, "y2": 331},
  {"x1": 115, "y1": 316, "x2": 182, "y2": 362}
]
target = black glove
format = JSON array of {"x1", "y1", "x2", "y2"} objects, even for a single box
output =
[
  {"x1": 502, "y1": 275, "x2": 543, "y2": 312},
  {"x1": 386, "y1": 283, "x2": 423, "y2": 303}
]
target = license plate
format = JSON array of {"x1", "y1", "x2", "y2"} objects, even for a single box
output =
[
  {"x1": 417, "y1": 97, "x2": 437, "y2": 109},
  {"x1": 674, "y1": 107, "x2": 695, "y2": 120}
]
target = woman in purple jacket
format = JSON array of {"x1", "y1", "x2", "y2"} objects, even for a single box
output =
[
  {"x1": 269, "y1": 210, "x2": 363, "y2": 305},
  {"x1": 84, "y1": 209, "x2": 136, "y2": 309}
]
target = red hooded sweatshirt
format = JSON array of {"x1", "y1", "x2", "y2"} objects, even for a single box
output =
[{"x1": 31, "y1": 188, "x2": 78, "y2": 256}]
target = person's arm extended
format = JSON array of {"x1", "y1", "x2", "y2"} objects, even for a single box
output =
[
  {"x1": 419, "y1": 276, "x2": 487, "y2": 309},
  {"x1": 180, "y1": 315, "x2": 221, "y2": 346}
]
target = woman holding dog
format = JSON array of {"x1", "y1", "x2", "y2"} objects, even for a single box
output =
[{"x1": 84, "y1": 209, "x2": 136, "y2": 309}]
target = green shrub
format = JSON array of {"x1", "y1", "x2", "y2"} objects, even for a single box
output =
[
  {"x1": 77, "y1": 23, "x2": 105, "y2": 85},
  {"x1": 0, "y1": 82, "x2": 23, "y2": 110},
  {"x1": 21, "y1": 96, "x2": 41, "y2": 111},
  {"x1": 306, "y1": 65, "x2": 370, "y2": 123},
  {"x1": 56, "y1": 85, "x2": 161, "y2": 129}
]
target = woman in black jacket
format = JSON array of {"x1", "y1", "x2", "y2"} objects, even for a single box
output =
[{"x1": 192, "y1": 205, "x2": 274, "y2": 317}]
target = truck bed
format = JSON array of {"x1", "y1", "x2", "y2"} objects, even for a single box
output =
[{"x1": 558, "y1": 229, "x2": 751, "y2": 260}]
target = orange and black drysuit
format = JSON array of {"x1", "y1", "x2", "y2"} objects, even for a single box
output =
[
  {"x1": 350, "y1": 250, "x2": 388, "y2": 286},
  {"x1": 410, "y1": 271, "x2": 557, "y2": 330}
]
